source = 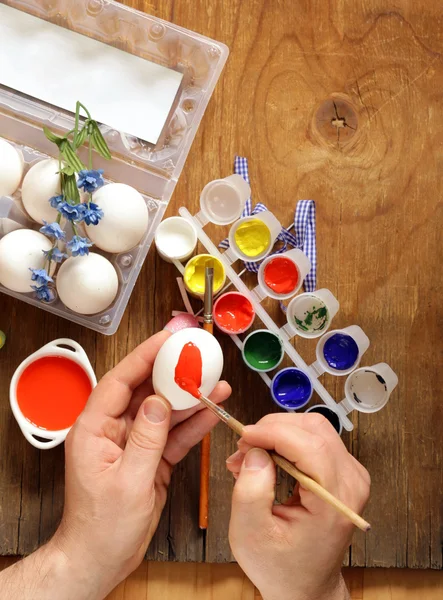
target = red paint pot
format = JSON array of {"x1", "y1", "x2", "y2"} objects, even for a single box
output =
[
  {"x1": 214, "y1": 292, "x2": 255, "y2": 335},
  {"x1": 10, "y1": 339, "x2": 96, "y2": 450},
  {"x1": 258, "y1": 249, "x2": 311, "y2": 300}
]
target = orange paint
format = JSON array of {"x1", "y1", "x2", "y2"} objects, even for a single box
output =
[
  {"x1": 263, "y1": 257, "x2": 299, "y2": 295},
  {"x1": 214, "y1": 292, "x2": 254, "y2": 333},
  {"x1": 174, "y1": 342, "x2": 202, "y2": 399},
  {"x1": 17, "y1": 356, "x2": 92, "y2": 430}
]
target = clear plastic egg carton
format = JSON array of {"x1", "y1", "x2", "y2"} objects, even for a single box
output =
[{"x1": 0, "y1": 0, "x2": 228, "y2": 334}]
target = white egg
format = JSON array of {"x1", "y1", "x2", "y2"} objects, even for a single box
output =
[
  {"x1": 86, "y1": 183, "x2": 149, "y2": 253},
  {"x1": 56, "y1": 252, "x2": 118, "y2": 314},
  {"x1": 0, "y1": 138, "x2": 24, "y2": 196},
  {"x1": 152, "y1": 328, "x2": 224, "y2": 410},
  {"x1": 0, "y1": 229, "x2": 54, "y2": 293},
  {"x1": 21, "y1": 158, "x2": 61, "y2": 224}
]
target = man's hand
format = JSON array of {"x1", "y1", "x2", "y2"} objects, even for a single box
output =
[
  {"x1": 226, "y1": 414, "x2": 370, "y2": 600},
  {"x1": 0, "y1": 330, "x2": 231, "y2": 600}
]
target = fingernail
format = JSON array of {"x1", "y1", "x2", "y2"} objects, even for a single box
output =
[
  {"x1": 226, "y1": 450, "x2": 243, "y2": 464},
  {"x1": 244, "y1": 448, "x2": 270, "y2": 471},
  {"x1": 242, "y1": 425, "x2": 254, "y2": 434},
  {"x1": 143, "y1": 396, "x2": 169, "y2": 423}
]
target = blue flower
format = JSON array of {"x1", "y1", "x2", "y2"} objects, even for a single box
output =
[
  {"x1": 82, "y1": 202, "x2": 104, "y2": 226},
  {"x1": 67, "y1": 235, "x2": 93, "y2": 257},
  {"x1": 31, "y1": 284, "x2": 55, "y2": 302},
  {"x1": 49, "y1": 195, "x2": 64, "y2": 209},
  {"x1": 40, "y1": 220, "x2": 66, "y2": 240},
  {"x1": 57, "y1": 201, "x2": 87, "y2": 222},
  {"x1": 77, "y1": 169, "x2": 104, "y2": 193},
  {"x1": 29, "y1": 268, "x2": 53, "y2": 285},
  {"x1": 42, "y1": 247, "x2": 67, "y2": 263}
]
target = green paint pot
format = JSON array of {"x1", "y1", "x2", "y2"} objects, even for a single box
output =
[{"x1": 242, "y1": 329, "x2": 284, "y2": 372}]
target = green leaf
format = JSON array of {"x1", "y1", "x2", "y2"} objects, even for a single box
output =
[
  {"x1": 63, "y1": 173, "x2": 80, "y2": 204},
  {"x1": 60, "y1": 141, "x2": 85, "y2": 172},
  {"x1": 91, "y1": 123, "x2": 111, "y2": 160},
  {"x1": 60, "y1": 165, "x2": 75, "y2": 176},
  {"x1": 73, "y1": 126, "x2": 88, "y2": 150},
  {"x1": 43, "y1": 126, "x2": 64, "y2": 146}
]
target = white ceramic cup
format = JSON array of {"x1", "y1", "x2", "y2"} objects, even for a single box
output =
[
  {"x1": 305, "y1": 404, "x2": 343, "y2": 435},
  {"x1": 340, "y1": 363, "x2": 398, "y2": 414},
  {"x1": 198, "y1": 174, "x2": 251, "y2": 225},
  {"x1": 155, "y1": 216, "x2": 197, "y2": 263},
  {"x1": 10, "y1": 339, "x2": 96, "y2": 450},
  {"x1": 284, "y1": 288, "x2": 339, "y2": 339},
  {"x1": 257, "y1": 248, "x2": 311, "y2": 300},
  {"x1": 228, "y1": 211, "x2": 282, "y2": 262},
  {"x1": 311, "y1": 325, "x2": 370, "y2": 377}
]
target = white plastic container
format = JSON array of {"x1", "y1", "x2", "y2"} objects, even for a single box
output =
[
  {"x1": 340, "y1": 363, "x2": 398, "y2": 414},
  {"x1": 311, "y1": 325, "x2": 370, "y2": 377},
  {"x1": 256, "y1": 248, "x2": 311, "y2": 301},
  {"x1": 284, "y1": 289, "x2": 339, "y2": 339},
  {"x1": 10, "y1": 339, "x2": 96, "y2": 450},
  {"x1": 197, "y1": 175, "x2": 251, "y2": 225},
  {"x1": 0, "y1": 0, "x2": 228, "y2": 334},
  {"x1": 227, "y1": 211, "x2": 282, "y2": 262}
]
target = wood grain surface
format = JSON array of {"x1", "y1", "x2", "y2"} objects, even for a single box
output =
[
  {"x1": 1, "y1": 559, "x2": 443, "y2": 599},
  {"x1": 0, "y1": 0, "x2": 442, "y2": 569}
]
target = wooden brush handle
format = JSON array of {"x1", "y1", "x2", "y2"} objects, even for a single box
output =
[{"x1": 270, "y1": 453, "x2": 371, "y2": 532}]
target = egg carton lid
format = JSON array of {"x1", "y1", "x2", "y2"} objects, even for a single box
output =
[{"x1": 0, "y1": 0, "x2": 229, "y2": 198}]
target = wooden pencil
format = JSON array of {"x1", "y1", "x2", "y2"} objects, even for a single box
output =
[{"x1": 199, "y1": 267, "x2": 214, "y2": 530}]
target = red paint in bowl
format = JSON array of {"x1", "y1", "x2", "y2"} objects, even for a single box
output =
[
  {"x1": 214, "y1": 292, "x2": 255, "y2": 334},
  {"x1": 17, "y1": 356, "x2": 92, "y2": 430}
]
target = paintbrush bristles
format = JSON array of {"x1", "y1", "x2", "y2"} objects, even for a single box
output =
[{"x1": 198, "y1": 394, "x2": 371, "y2": 533}]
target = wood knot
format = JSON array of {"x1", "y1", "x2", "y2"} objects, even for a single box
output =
[{"x1": 313, "y1": 96, "x2": 359, "y2": 150}]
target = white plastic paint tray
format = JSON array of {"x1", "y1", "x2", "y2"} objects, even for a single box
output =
[
  {"x1": 0, "y1": 0, "x2": 228, "y2": 334},
  {"x1": 173, "y1": 207, "x2": 398, "y2": 432}
]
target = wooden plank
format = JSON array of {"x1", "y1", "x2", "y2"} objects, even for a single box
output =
[{"x1": 0, "y1": 0, "x2": 442, "y2": 567}]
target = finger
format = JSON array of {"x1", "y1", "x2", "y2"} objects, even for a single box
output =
[
  {"x1": 241, "y1": 421, "x2": 340, "y2": 494},
  {"x1": 162, "y1": 406, "x2": 221, "y2": 466},
  {"x1": 226, "y1": 450, "x2": 245, "y2": 476},
  {"x1": 86, "y1": 331, "x2": 170, "y2": 419},
  {"x1": 252, "y1": 413, "x2": 349, "y2": 462},
  {"x1": 229, "y1": 449, "x2": 276, "y2": 543},
  {"x1": 120, "y1": 395, "x2": 172, "y2": 482}
]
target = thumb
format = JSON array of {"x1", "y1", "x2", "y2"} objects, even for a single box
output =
[
  {"x1": 122, "y1": 395, "x2": 171, "y2": 482},
  {"x1": 230, "y1": 448, "x2": 276, "y2": 536}
]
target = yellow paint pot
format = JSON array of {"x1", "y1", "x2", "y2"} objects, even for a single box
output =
[
  {"x1": 184, "y1": 254, "x2": 226, "y2": 296},
  {"x1": 228, "y1": 212, "x2": 282, "y2": 263}
]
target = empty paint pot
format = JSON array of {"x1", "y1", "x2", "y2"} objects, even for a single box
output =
[
  {"x1": 286, "y1": 289, "x2": 339, "y2": 339},
  {"x1": 199, "y1": 174, "x2": 251, "y2": 225},
  {"x1": 342, "y1": 363, "x2": 398, "y2": 414}
]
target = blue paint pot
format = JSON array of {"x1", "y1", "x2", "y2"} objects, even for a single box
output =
[
  {"x1": 271, "y1": 367, "x2": 313, "y2": 410},
  {"x1": 323, "y1": 333, "x2": 359, "y2": 371}
]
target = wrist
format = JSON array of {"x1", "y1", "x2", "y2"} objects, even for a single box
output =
[
  {"x1": 48, "y1": 530, "x2": 117, "y2": 600},
  {"x1": 261, "y1": 574, "x2": 349, "y2": 600}
]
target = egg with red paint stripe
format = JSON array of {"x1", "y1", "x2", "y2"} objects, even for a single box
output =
[{"x1": 152, "y1": 328, "x2": 224, "y2": 410}]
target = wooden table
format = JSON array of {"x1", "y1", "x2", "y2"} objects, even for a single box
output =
[{"x1": 0, "y1": 0, "x2": 442, "y2": 569}]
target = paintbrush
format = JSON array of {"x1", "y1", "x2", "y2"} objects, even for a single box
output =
[
  {"x1": 199, "y1": 266, "x2": 214, "y2": 530},
  {"x1": 197, "y1": 392, "x2": 371, "y2": 533}
]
